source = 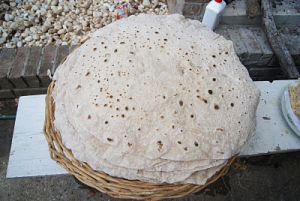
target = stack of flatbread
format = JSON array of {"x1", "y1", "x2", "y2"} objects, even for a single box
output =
[{"x1": 52, "y1": 14, "x2": 260, "y2": 185}]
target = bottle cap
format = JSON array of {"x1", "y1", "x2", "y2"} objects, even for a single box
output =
[{"x1": 215, "y1": 0, "x2": 222, "y2": 3}]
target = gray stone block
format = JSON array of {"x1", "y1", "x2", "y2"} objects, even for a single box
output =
[
  {"x1": 249, "y1": 67, "x2": 284, "y2": 77},
  {"x1": 0, "y1": 48, "x2": 16, "y2": 89},
  {"x1": 239, "y1": 28, "x2": 263, "y2": 65},
  {"x1": 52, "y1": 45, "x2": 70, "y2": 74},
  {"x1": 227, "y1": 27, "x2": 248, "y2": 63},
  {"x1": 296, "y1": 55, "x2": 300, "y2": 66},
  {"x1": 8, "y1": 47, "x2": 29, "y2": 89},
  {"x1": 13, "y1": 88, "x2": 47, "y2": 97},
  {"x1": 38, "y1": 46, "x2": 56, "y2": 87},
  {"x1": 251, "y1": 28, "x2": 274, "y2": 67},
  {"x1": 183, "y1": 3, "x2": 202, "y2": 16},
  {"x1": 215, "y1": 26, "x2": 231, "y2": 40},
  {"x1": 268, "y1": 55, "x2": 279, "y2": 67},
  {"x1": 23, "y1": 47, "x2": 42, "y2": 88},
  {"x1": 0, "y1": 89, "x2": 15, "y2": 99}
]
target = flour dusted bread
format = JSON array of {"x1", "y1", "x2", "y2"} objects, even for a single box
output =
[{"x1": 52, "y1": 14, "x2": 260, "y2": 185}]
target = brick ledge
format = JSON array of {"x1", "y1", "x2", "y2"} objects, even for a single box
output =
[{"x1": 0, "y1": 25, "x2": 299, "y2": 100}]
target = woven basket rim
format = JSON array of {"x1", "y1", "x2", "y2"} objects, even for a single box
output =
[
  {"x1": 43, "y1": 81, "x2": 237, "y2": 200},
  {"x1": 43, "y1": 38, "x2": 237, "y2": 200}
]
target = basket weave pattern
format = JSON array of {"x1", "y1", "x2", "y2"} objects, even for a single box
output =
[{"x1": 43, "y1": 81, "x2": 237, "y2": 200}]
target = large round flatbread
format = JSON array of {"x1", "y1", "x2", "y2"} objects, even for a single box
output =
[{"x1": 52, "y1": 14, "x2": 260, "y2": 185}]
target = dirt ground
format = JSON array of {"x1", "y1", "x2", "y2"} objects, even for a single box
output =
[{"x1": 1, "y1": 99, "x2": 300, "y2": 201}]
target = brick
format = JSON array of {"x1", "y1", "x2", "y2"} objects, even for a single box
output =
[
  {"x1": 280, "y1": 34, "x2": 299, "y2": 61},
  {"x1": 252, "y1": 28, "x2": 274, "y2": 67},
  {"x1": 23, "y1": 46, "x2": 42, "y2": 88},
  {"x1": 52, "y1": 45, "x2": 70, "y2": 74},
  {"x1": 219, "y1": 1, "x2": 260, "y2": 26},
  {"x1": 183, "y1": 3, "x2": 202, "y2": 16},
  {"x1": 250, "y1": 77, "x2": 259, "y2": 81},
  {"x1": 220, "y1": 0, "x2": 262, "y2": 26},
  {"x1": 0, "y1": 89, "x2": 15, "y2": 99},
  {"x1": 13, "y1": 87, "x2": 47, "y2": 97},
  {"x1": 289, "y1": 27, "x2": 300, "y2": 55},
  {"x1": 227, "y1": 28, "x2": 248, "y2": 63},
  {"x1": 0, "y1": 48, "x2": 15, "y2": 89},
  {"x1": 214, "y1": 27, "x2": 231, "y2": 40},
  {"x1": 267, "y1": 27, "x2": 300, "y2": 67},
  {"x1": 185, "y1": 15, "x2": 198, "y2": 20},
  {"x1": 272, "y1": 0, "x2": 298, "y2": 16},
  {"x1": 273, "y1": 15, "x2": 300, "y2": 26},
  {"x1": 296, "y1": 55, "x2": 300, "y2": 66},
  {"x1": 38, "y1": 45, "x2": 56, "y2": 87},
  {"x1": 239, "y1": 28, "x2": 263, "y2": 65},
  {"x1": 268, "y1": 55, "x2": 279, "y2": 67},
  {"x1": 272, "y1": 0, "x2": 300, "y2": 26},
  {"x1": 212, "y1": 0, "x2": 300, "y2": 27},
  {"x1": 256, "y1": 76, "x2": 287, "y2": 81},
  {"x1": 8, "y1": 47, "x2": 28, "y2": 89},
  {"x1": 279, "y1": 27, "x2": 300, "y2": 62},
  {"x1": 220, "y1": 16, "x2": 262, "y2": 26},
  {"x1": 248, "y1": 68, "x2": 284, "y2": 78},
  {"x1": 225, "y1": 0, "x2": 235, "y2": 3},
  {"x1": 167, "y1": 0, "x2": 184, "y2": 14},
  {"x1": 198, "y1": 3, "x2": 208, "y2": 18}
]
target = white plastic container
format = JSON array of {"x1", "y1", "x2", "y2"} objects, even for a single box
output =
[{"x1": 202, "y1": 0, "x2": 226, "y2": 31}]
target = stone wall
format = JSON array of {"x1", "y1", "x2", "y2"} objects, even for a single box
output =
[
  {"x1": 0, "y1": 26, "x2": 300, "y2": 99},
  {"x1": 0, "y1": 26, "x2": 299, "y2": 98},
  {"x1": 166, "y1": 0, "x2": 300, "y2": 83},
  {"x1": 216, "y1": 26, "x2": 300, "y2": 81},
  {"x1": 169, "y1": 0, "x2": 300, "y2": 25},
  {"x1": 0, "y1": 45, "x2": 77, "y2": 99},
  {"x1": 182, "y1": 0, "x2": 209, "y2": 20},
  {"x1": 167, "y1": 0, "x2": 185, "y2": 14},
  {"x1": 0, "y1": 38, "x2": 298, "y2": 100},
  {"x1": 0, "y1": 0, "x2": 299, "y2": 99}
]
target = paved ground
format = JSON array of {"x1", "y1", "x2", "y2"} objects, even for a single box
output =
[{"x1": 1, "y1": 99, "x2": 300, "y2": 201}]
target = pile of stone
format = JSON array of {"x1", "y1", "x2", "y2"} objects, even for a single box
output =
[{"x1": 0, "y1": 0, "x2": 168, "y2": 48}]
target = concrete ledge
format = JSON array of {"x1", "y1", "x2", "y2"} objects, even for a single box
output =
[
  {"x1": 0, "y1": 89, "x2": 15, "y2": 99},
  {"x1": 12, "y1": 88, "x2": 47, "y2": 97}
]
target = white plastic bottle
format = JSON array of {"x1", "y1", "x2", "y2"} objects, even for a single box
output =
[{"x1": 202, "y1": 0, "x2": 226, "y2": 31}]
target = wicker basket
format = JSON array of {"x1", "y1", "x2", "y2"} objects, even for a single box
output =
[
  {"x1": 43, "y1": 81, "x2": 237, "y2": 200},
  {"x1": 43, "y1": 38, "x2": 237, "y2": 200}
]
